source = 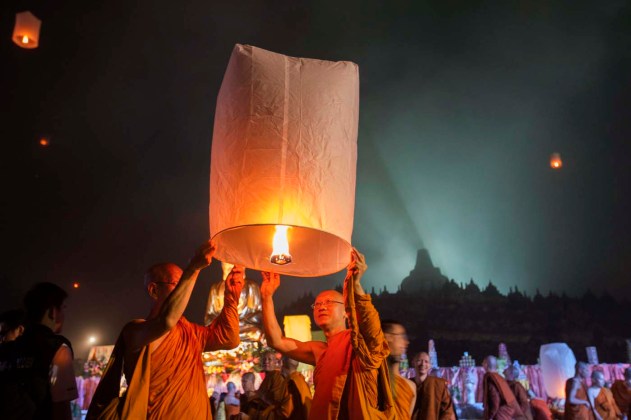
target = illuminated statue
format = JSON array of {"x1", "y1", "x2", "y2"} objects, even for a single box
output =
[{"x1": 205, "y1": 262, "x2": 263, "y2": 342}]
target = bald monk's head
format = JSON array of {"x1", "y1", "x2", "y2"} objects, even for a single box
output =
[
  {"x1": 503, "y1": 365, "x2": 521, "y2": 381},
  {"x1": 591, "y1": 370, "x2": 605, "y2": 388},
  {"x1": 382, "y1": 319, "x2": 409, "y2": 360},
  {"x1": 414, "y1": 352, "x2": 431, "y2": 381},
  {"x1": 261, "y1": 351, "x2": 281, "y2": 372},
  {"x1": 576, "y1": 361, "x2": 590, "y2": 379},
  {"x1": 144, "y1": 263, "x2": 183, "y2": 306},
  {"x1": 312, "y1": 290, "x2": 347, "y2": 331},
  {"x1": 282, "y1": 355, "x2": 299, "y2": 376},
  {"x1": 483, "y1": 355, "x2": 498, "y2": 372}
]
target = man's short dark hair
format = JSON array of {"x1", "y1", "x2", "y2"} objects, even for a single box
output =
[
  {"x1": 23, "y1": 282, "x2": 67, "y2": 325},
  {"x1": 0, "y1": 309, "x2": 26, "y2": 330},
  {"x1": 380, "y1": 319, "x2": 403, "y2": 334}
]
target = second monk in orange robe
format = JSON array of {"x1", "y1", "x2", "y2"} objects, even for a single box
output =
[{"x1": 261, "y1": 248, "x2": 394, "y2": 419}]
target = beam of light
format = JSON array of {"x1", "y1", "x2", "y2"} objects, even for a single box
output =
[{"x1": 270, "y1": 225, "x2": 292, "y2": 265}]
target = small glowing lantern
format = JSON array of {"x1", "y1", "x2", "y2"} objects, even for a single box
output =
[
  {"x1": 73, "y1": 282, "x2": 80, "y2": 289},
  {"x1": 283, "y1": 315, "x2": 312, "y2": 343},
  {"x1": 550, "y1": 152, "x2": 562, "y2": 169},
  {"x1": 12, "y1": 11, "x2": 41, "y2": 49},
  {"x1": 210, "y1": 44, "x2": 358, "y2": 277},
  {"x1": 39, "y1": 138, "x2": 49, "y2": 147}
]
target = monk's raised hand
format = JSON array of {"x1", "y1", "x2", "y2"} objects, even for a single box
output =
[
  {"x1": 188, "y1": 240, "x2": 217, "y2": 271},
  {"x1": 260, "y1": 271, "x2": 280, "y2": 298},
  {"x1": 348, "y1": 248, "x2": 367, "y2": 283},
  {"x1": 226, "y1": 265, "x2": 245, "y2": 296}
]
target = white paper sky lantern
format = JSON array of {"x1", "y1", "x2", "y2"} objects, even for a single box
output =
[
  {"x1": 12, "y1": 11, "x2": 41, "y2": 49},
  {"x1": 210, "y1": 44, "x2": 359, "y2": 277},
  {"x1": 539, "y1": 342, "x2": 576, "y2": 399}
]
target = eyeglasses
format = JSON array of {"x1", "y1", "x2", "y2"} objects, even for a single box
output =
[
  {"x1": 311, "y1": 299, "x2": 344, "y2": 309},
  {"x1": 153, "y1": 281, "x2": 178, "y2": 287}
]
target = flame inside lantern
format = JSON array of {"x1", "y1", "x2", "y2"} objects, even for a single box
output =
[
  {"x1": 21, "y1": 35, "x2": 29, "y2": 44},
  {"x1": 270, "y1": 225, "x2": 292, "y2": 265}
]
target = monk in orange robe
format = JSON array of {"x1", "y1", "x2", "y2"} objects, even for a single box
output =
[
  {"x1": 412, "y1": 352, "x2": 456, "y2": 420},
  {"x1": 281, "y1": 356, "x2": 312, "y2": 420},
  {"x1": 382, "y1": 320, "x2": 416, "y2": 419},
  {"x1": 566, "y1": 362, "x2": 596, "y2": 420},
  {"x1": 504, "y1": 365, "x2": 534, "y2": 420},
  {"x1": 256, "y1": 351, "x2": 287, "y2": 419},
  {"x1": 89, "y1": 241, "x2": 242, "y2": 419},
  {"x1": 588, "y1": 370, "x2": 624, "y2": 420},
  {"x1": 611, "y1": 368, "x2": 631, "y2": 418},
  {"x1": 482, "y1": 356, "x2": 526, "y2": 420},
  {"x1": 261, "y1": 249, "x2": 394, "y2": 420}
]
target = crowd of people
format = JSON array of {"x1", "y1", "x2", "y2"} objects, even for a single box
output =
[{"x1": 1, "y1": 240, "x2": 631, "y2": 419}]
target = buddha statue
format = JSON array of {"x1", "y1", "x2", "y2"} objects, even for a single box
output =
[{"x1": 205, "y1": 262, "x2": 263, "y2": 342}]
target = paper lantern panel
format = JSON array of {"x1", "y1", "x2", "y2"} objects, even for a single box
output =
[{"x1": 210, "y1": 44, "x2": 359, "y2": 277}]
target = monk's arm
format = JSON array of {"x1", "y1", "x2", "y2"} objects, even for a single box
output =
[
  {"x1": 261, "y1": 271, "x2": 320, "y2": 365},
  {"x1": 123, "y1": 242, "x2": 215, "y2": 351},
  {"x1": 204, "y1": 266, "x2": 244, "y2": 351},
  {"x1": 569, "y1": 380, "x2": 590, "y2": 406}
]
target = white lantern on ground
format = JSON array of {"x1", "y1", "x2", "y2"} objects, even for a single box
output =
[
  {"x1": 12, "y1": 11, "x2": 41, "y2": 49},
  {"x1": 539, "y1": 342, "x2": 576, "y2": 399},
  {"x1": 210, "y1": 44, "x2": 359, "y2": 277}
]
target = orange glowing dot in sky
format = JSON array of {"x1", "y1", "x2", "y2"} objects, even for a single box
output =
[
  {"x1": 550, "y1": 153, "x2": 562, "y2": 169},
  {"x1": 22, "y1": 35, "x2": 29, "y2": 44},
  {"x1": 73, "y1": 282, "x2": 80, "y2": 289},
  {"x1": 39, "y1": 138, "x2": 49, "y2": 146}
]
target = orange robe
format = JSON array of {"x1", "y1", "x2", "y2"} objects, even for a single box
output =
[
  {"x1": 146, "y1": 309, "x2": 240, "y2": 419},
  {"x1": 594, "y1": 387, "x2": 623, "y2": 420},
  {"x1": 258, "y1": 370, "x2": 287, "y2": 419},
  {"x1": 285, "y1": 371, "x2": 312, "y2": 420},
  {"x1": 611, "y1": 380, "x2": 631, "y2": 417},
  {"x1": 393, "y1": 375, "x2": 415, "y2": 420},
  {"x1": 310, "y1": 292, "x2": 393, "y2": 420},
  {"x1": 507, "y1": 380, "x2": 533, "y2": 420},
  {"x1": 529, "y1": 398, "x2": 553, "y2": 420},
  {"x1": 483, "y1": 372, "x2": 526, "y2": 420},
  {"x1": 412, "y1": 376, "x2": 456, "y2": 420},
  {"x1": 565, "y1": 378, "x2": 595, "y2": 420}
]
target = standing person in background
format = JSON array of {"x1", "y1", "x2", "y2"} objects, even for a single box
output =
[
  {"x1": 0, "y1": 309, "x2": 26, "y2": 344},
  {"x1": 588, "y1": 370, "x2": 624, "y2": 420},
  {"x1": 412, "y1": 352, "x2": 456, "y2": 420},
  {"x1": 612, "y1": 368, "x2": 631, "y2": 419},
  {"x1": 482, "y1": 355, "x2": 526, "y2": 420},
  {"x1": 281, "y1": 356, "x2": 312, "y2": 420},
  {"x1": 0, "y1": 283, "x2": 77, "y2": 420},
  {"x1": 382, "y1": 319, "x2": 416, "y2": 419},
  {"x1": 566, "y1": 362, "x2": 596, "y2": 420}
]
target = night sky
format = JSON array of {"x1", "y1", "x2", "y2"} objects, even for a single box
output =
[{"x1": 2, "y1": 0, "x2": 630, "y2": 357}]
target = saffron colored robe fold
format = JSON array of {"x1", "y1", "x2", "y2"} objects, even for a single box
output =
[
  {"x1": 310, "y1": 292, "x2": 394, "y2": 420},
  {"x1": 412, "y1": 376, "x2": 456, "y2": 420},
  {"x1": 483, "y1": 372, "x2": 526, "y2": 420},
  {"x1": 258, "y1": 370, "x2": 288, "y2": 420},
  {"x1": 507, "y1": 380, "x2": 534, "y2": 420},
  {"x1": 594, "y1": 388, "x2": 623, "y2": 420},
  {"x1": 392, "y1": 375, "x2": 415, "y2": 420},
  {"x1": 565, "y1": 378, "x2": 596, "y2": 420},
  {"x1": 611, "y1": 381, "x2": 631, "y2": 417},
  {"x1": 147, "y1": 294, "x2": 240, "y2": 420},
  {"x1": 285, "y1": 371, "x2": 312, "y2": 420}
]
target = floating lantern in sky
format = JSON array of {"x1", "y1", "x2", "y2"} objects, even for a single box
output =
[
  {"x1": 210, "y1": 44, "x2": 359, "y2": 277},
  {"x1": 12, "y1": 11, "x2": 41, "y2": 49},
  {"x1": 550, "y1": 152, "x2": 562, "y2": 169},
  {"x1": 39, "y1": 138, "x2": 49, "y2": 147},
  {"x1": 73, "y1": 282, "x2": 80, "y2": 289}
]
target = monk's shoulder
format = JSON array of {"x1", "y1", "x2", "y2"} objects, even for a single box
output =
[{"x1": 402, "y1": 377, "x2": 416, "y2": 395}]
